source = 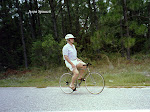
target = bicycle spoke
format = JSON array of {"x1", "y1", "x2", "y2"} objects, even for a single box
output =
[
  {"x1": 59, "y1": 73, "x2": 73, "y2": 94},
  {"x1": 85, "y1": 72, "x2": 105, "y2": 94}
]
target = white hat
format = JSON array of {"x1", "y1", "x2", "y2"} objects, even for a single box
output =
[{"x1": 65, "y1": 34, "x2": 76, "y2": 40}]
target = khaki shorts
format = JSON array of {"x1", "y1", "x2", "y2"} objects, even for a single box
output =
[{"x1": 65, "y1": 59, "x2": 81, "y2": 71}]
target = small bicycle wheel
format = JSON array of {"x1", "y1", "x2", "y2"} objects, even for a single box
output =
[
  {"x1": 59, "y1": 73, "x2": 73, "y2": 94},
  {"x1": 85, "y1": 72, "x2": 105, "y2": 94}
]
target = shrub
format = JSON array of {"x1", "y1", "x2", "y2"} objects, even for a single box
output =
[{"x1": 31, "y1": 34, "x2": 62, "y2": 69}]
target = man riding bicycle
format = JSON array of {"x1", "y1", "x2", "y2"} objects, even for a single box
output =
[{"x1": 62, "y1": 34, "x2": 86, "y2": 91}]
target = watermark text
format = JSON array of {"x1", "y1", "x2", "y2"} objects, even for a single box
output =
[{"x1": 26, "y1": 10, "x2": 51, "y2": 14}]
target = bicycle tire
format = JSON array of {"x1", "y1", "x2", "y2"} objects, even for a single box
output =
[
  {"x1": 85, "y1": 72, "x2": 105, "y2": 94},
  {"x1": 59, "y1": 73, "x2": 74, "y2": 94}
]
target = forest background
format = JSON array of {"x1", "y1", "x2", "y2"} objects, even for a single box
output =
[
  {"x1": 0, "y1": 0, "x2": 150, "y2": 87},
  {"x1": 0, "y1": 0, "x2": 150, "y2": 72}
]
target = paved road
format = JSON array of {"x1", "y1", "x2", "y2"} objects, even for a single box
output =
[{"x1": 0, "y1": 87, "x2": 150, "y2": 111}]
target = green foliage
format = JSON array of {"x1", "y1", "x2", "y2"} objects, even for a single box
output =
[
  {"x1": 128, "y1": 0, "x2": 144, "y2": 10},
  {"x1": 31, "y1": 34, "x2": 62, "y2": 69},
  {"x1": 136, "y1": 25, "x2": 148, "y2": 35},
  {"x1": 90, "y1": 26, "x2": 121, "y2": 54},
  {"x1": 123, "y1": 37, "x2": 136, "y2": 48},
  {"x1": 0, "y1": 0, "x2": 150, "y2": 70},
  {"x1": 129, "y1": 21, "x2": 148, "y2": 35},
  {"x1": 90, "y1": 31, "x2": 103, "y2": 51}
]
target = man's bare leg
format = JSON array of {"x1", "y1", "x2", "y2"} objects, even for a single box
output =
[
  {"x1": 70, "y1": 68, "x2": 79, "y2": 89},
  {"x1": 77, "y1": 62, "x2": 86, "y2": 79}
]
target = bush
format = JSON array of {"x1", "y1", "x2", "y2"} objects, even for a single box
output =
[{"x1": 31, "y1": 34, "x2": 62, "y2": 69}]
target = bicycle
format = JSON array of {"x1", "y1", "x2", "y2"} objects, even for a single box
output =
[{"x1": 59, "y1": 63, "x2": 105, "y2": 94}]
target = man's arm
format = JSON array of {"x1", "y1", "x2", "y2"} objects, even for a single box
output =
[{"x1": 64, "y1": 55, "x2": 76, "y2": 69}]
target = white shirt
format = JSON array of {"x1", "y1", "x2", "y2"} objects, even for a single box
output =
[{"x1": 62, "y1": 43, "x2": 77, "y2": 61}]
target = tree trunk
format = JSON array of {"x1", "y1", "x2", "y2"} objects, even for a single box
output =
[
  {"x1": 60, "y1": 5, "x2": 65, "y2": 37},
  {"x1": 35, "y1": 0, "x2": 42, "y2": 37},
  {"x1": 75, "y1": 0, "x2": 80, "y2": 35},
  {"x1": 87, "y1": 0, "x2": 96, "y2": 33},
  {"x1": 26, "y1": 0, "x2": 35, "y2": 40},
  {"x1": 16, "y1": 0, "x2": 28, "y2": 69},
  {"x1": 147, "y1": 2, "x2": 150, "y2": 54},
  {"x1": 29, "y1": 0, "x2": 37, "y2": 39},
  {"x1": 49, "y1": 0, "x2": 58, "y2": 40},
  {"x1": 65, "y1": 0, "x2": 72, "y2": 33},
  {"x1": 92, "y1": 0, "x2": 98, "y2": 30},
  {"x1": 120, "y1": 19, "x2": 125, "y2": 57},
  {"x1": 87, "y1": 0, "x2": 93, "y2": 26},
  {"x1": 123, "y1": 0, "x2": 131, "y2": 60}
]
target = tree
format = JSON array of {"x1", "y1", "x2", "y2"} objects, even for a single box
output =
[
  {"x1": 74, "y1": 0, "x2": 80, "y2": 35},
  {"x1": 0, "y1": 0, "x2": 150, "y2": 71},
  {"x1": 65, "y1": 0, "x2": 72, "y2": 33},
  {"x1": 122, "y1": 0, "x2": 131, "y2": 59},
  {"x1": 16, "y1": 0, "x2": 28, "y2": 68},
  {"x1": 49, "y1": 0, "x2": 58, "y2": 40},
  {"x1": 92, "y1": 0, "x2": 98, "y2": 30},
  {"x1": 31, "y1": 34, "x2": 62, "y2": 68},
  {"x1": 147, "y1": 1, "x2": 150, "y2": 53}
]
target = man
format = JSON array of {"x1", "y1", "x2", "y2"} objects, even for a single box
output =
[{"x1": 62, "y1": 34, "x2": 86, "y2": 91}]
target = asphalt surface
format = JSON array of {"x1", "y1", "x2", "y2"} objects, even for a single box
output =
[{"x1": 0, "y1": 87, "x2": 150, "y2": 111}]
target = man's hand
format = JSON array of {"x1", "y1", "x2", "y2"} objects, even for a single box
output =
[{"x1": 71, "y1": 64, "x2": 76, "y2": 69}]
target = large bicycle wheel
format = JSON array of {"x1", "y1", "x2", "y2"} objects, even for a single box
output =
[
  {"x1": 85, "y1": 72, "x2": 104, "y2": 94},
  {"x1": 59, "y1": 73, "x2": 73, "y2": 94}
]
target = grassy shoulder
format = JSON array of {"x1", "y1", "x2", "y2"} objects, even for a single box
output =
[{"x1": 0, "y1": 55, "x2": 150, "y2": 88}]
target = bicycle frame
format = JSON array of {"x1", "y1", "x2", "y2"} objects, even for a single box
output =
[{"x1": 74, "y1": 65, "x2": 91, "y2": 88}]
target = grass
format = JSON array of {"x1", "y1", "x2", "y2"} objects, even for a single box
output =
[{"x1": 0, "y1": 54, "x2": 150, "y2": 88}]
